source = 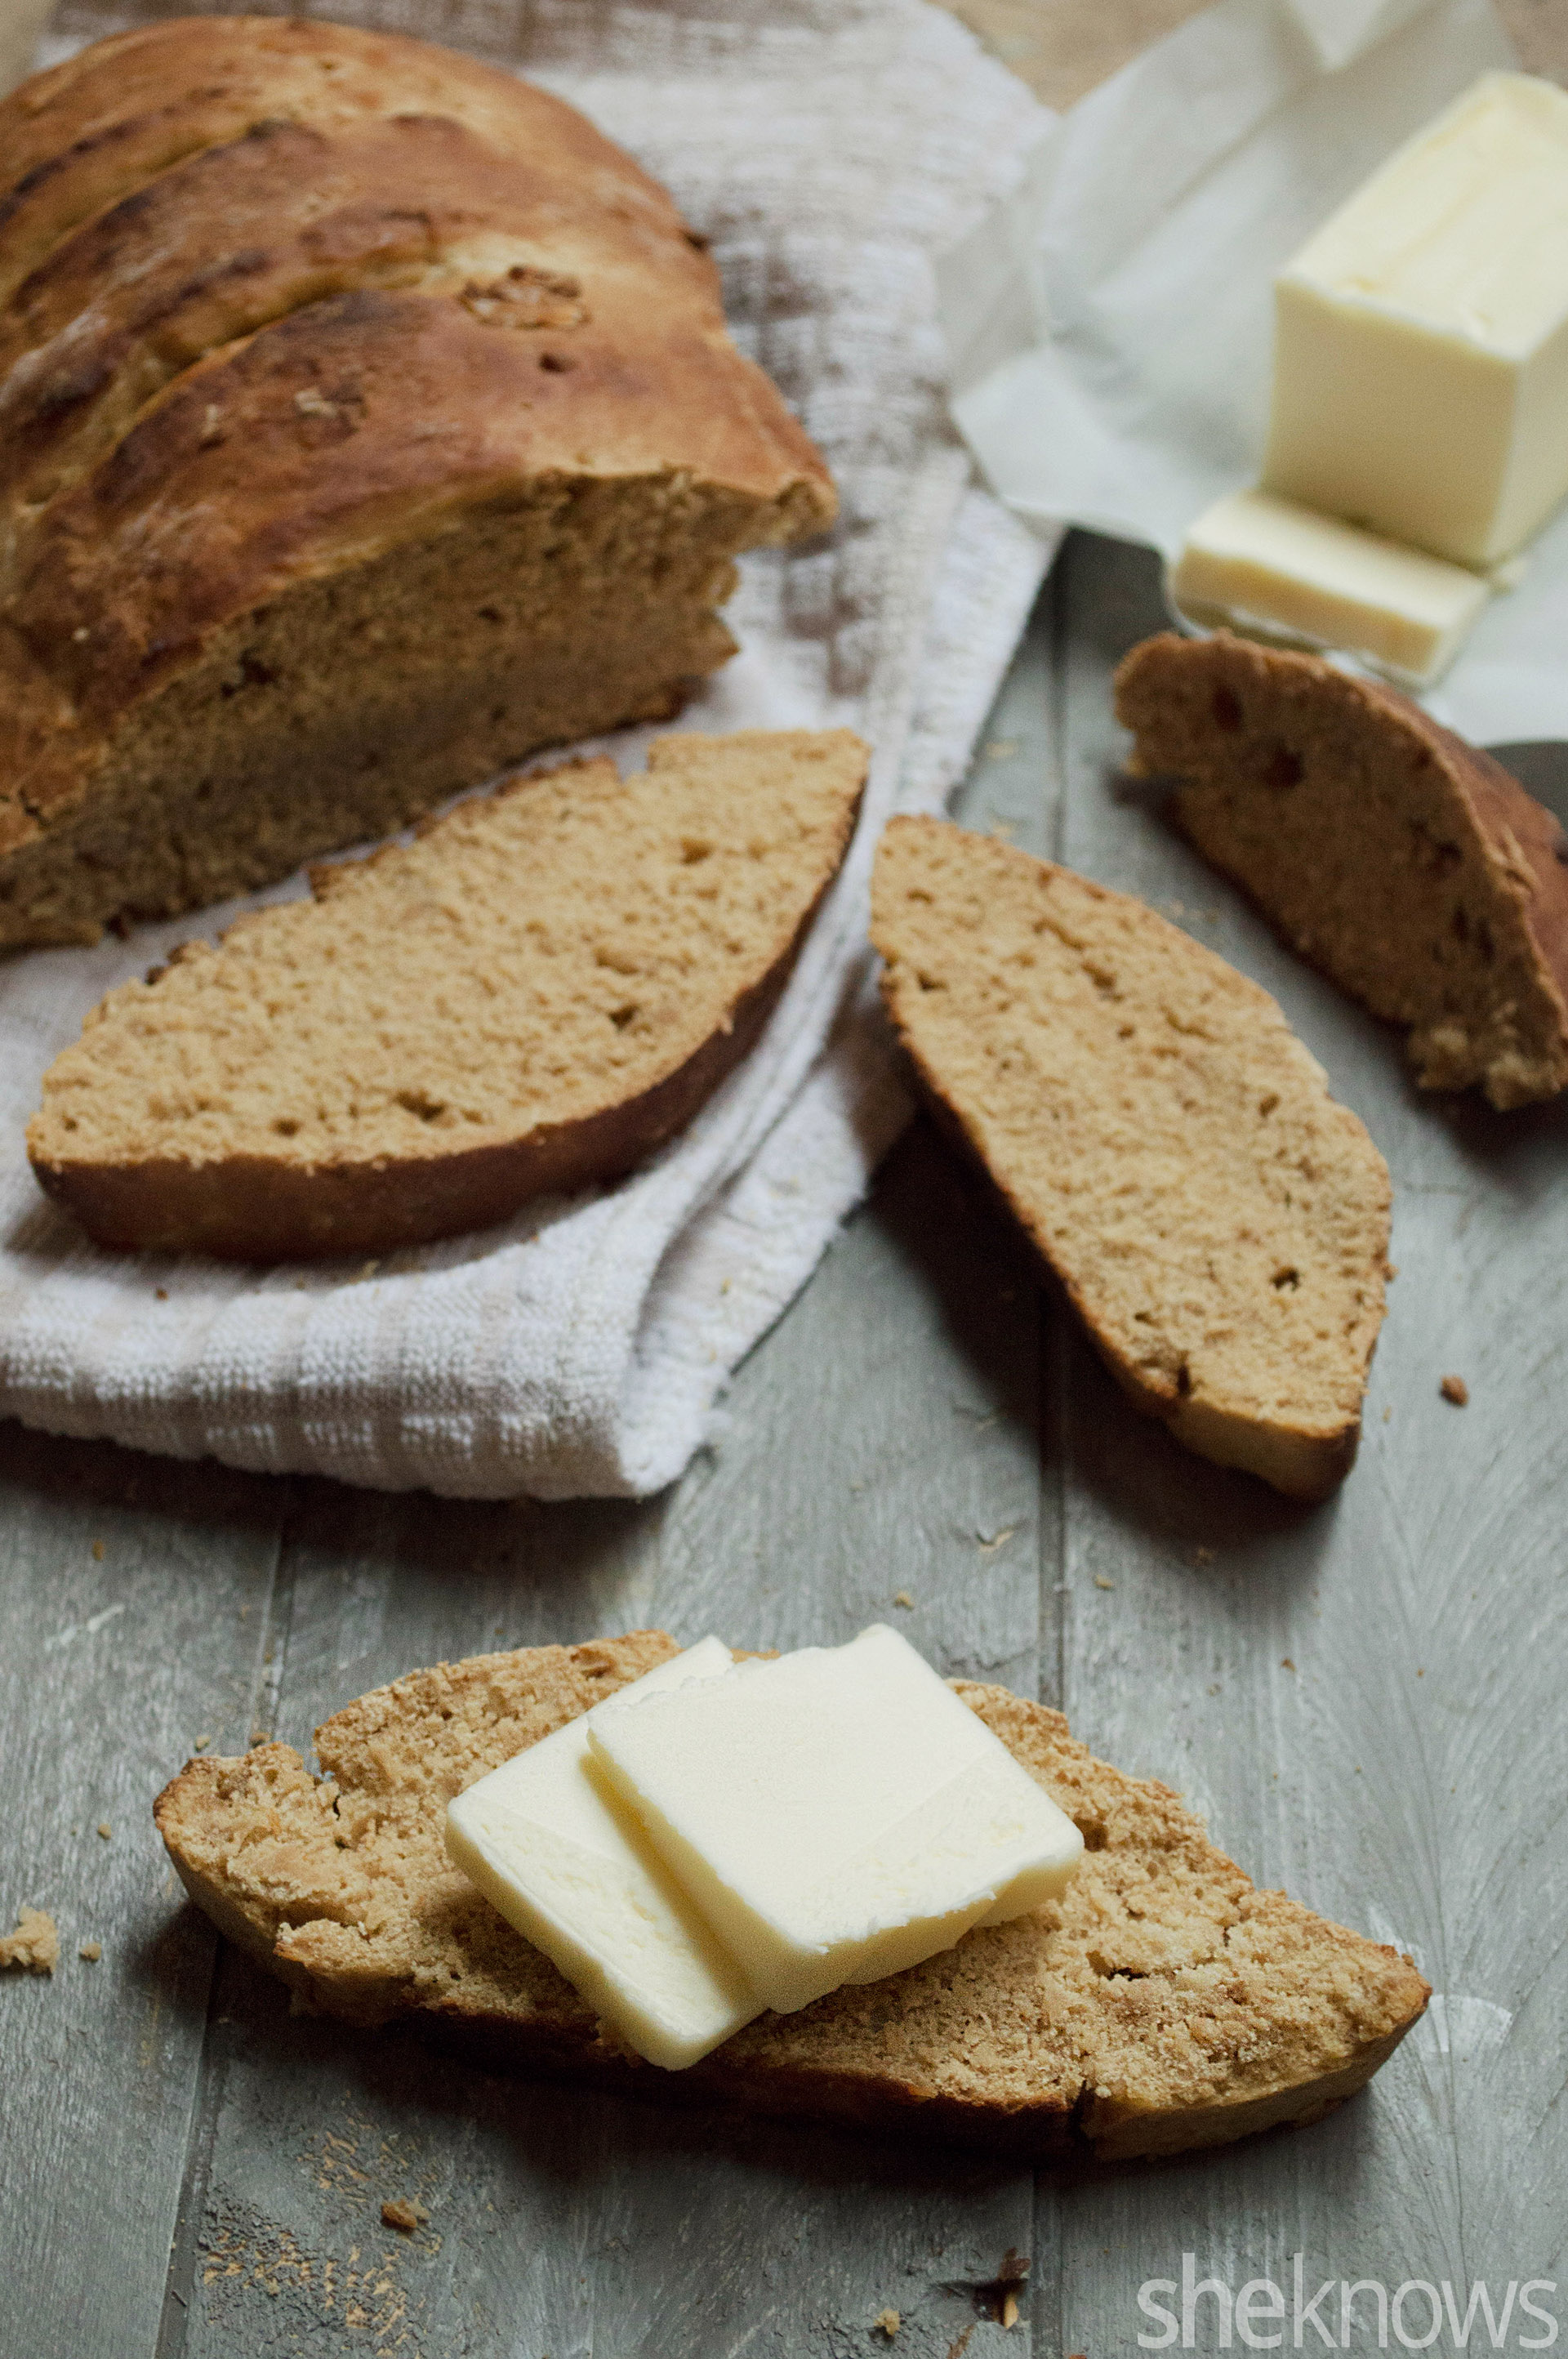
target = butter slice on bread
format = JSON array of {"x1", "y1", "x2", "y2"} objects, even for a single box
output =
[
  {"x1": 870, "y1": 817, "x2": 1391, "y2": 1500},
  {"x1": 154, "y1": 1634, "x2": 1429, "y2": 2163},
  {"x1": 28, "y1": 729, "x2": 866, "y2": 1262},
  {"x1": 1115, "y1": 633, "x2": 1568, "y2": 1108}
]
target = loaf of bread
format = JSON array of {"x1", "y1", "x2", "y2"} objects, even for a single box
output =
[
  {"x1": 1115, "y1": 633, "x2": 1568, "y2": 1108},
  {"x1": 154, "y1": 1633, "x2": 1429, "y2": 2163},
  {"x1": 0, "y1": 16, "x2": 835, "y2": 952},
  {"x1": 870, "y1": 817, "x2": 1391, "y2": 1498},
  {"x1": 27, "y1": 728, "x2": 867, "y2": 1260}
]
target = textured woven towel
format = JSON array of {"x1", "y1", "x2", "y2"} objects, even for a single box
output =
[{"x1": 0, "y1": 0, "x2": 1052, "y2": 1499}]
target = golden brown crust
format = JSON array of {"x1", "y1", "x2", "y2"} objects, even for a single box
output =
[
  {"x1": 870, "y1": 816, "x2": 1390, "y2": 1501},
  {"x1": 0, "y1": 17, "x2": 835, "y2": 940},
  {"x1": 1114, "y1": 634, "x2": 1568, "y2": 1109},
  {"x1": 154, "y1": 1634, "x2": 1430, "y2": 2162}
]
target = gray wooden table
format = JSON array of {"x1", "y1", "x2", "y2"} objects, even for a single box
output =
[{"x1": 2, "y1": 534, "x2": 1564, "y2": 2358}]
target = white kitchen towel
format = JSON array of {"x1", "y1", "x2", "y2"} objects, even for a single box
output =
[{"x1": 0, "y1": 0, "x2": 1054, "y2": 1498}]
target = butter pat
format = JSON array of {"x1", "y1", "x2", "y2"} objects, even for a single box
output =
[
  {"x1": 1264, "y1": 73, "x2": 1568, "y2": 567},
  {"x1": 586, "y1": 1623, "x2": 1084, "y2": 2017},
  {"x1": 445, "y1": 1637, "x2": 761, "y2": 2071},
  {"x1": 1170, "y1": 490, "x2": 1490, "y2": 685}
]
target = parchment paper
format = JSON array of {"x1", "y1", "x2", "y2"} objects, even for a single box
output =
[{"x1": 939, "y1": 0, "x2": 1568, "y2": 747}]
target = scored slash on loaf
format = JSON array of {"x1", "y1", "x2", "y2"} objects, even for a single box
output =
[
  {"x1": 153, "y1": 1632, "x2": 1431, "y2": 2164},
  {"x1": 870, "y1": 816, "x2": 1391, "y2": 1498},
  {"x1": 0, "y1": 16, "x2": 835, "y2": 952},
  {"x1": 27, "y1": 729, "x2": 868, "y2": 1262}
]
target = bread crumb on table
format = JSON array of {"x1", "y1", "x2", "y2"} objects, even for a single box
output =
[
  {"x1": 78, "y1": 1940, "x2": 101, "y2": 1962},
  {"x1": 96, "y1": 1822, "x2": 112, "y2": 1839},
  {"x1": 381, "y1": 2198, "x2": 427, "y2": 2233},
  {"x1": 874, "y1": 2309, "x2": 901, "y2": 2339},
  {"x1": 1440, "y1": 1375, "x2": 1469, "y2": 1406},
  {"x1": 0, "y1": 1908, "x2": 59, "y2": 1973},
  {"x1": 892, "y1": 1590, "x2": 914, "y2": 1610}
]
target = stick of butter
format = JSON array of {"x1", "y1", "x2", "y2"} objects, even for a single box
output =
[
  {"x1": 586, "y1": 1622, "x2": 1084, "y2": 2018},
  {"x1": 445, "y1": 1636, "x2": 762, "y2": 2071},
  {"x1": 1169, "y1": 489, "x2": 1490, "y2": 686},
  {"x1": 1263, "y1": 72, "x2": 1568, "y2": 569}
]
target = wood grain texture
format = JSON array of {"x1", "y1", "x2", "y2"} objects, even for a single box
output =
[
  {"x1": 0, "y1": 39, "x2": 1562, "y2": 2321},
  {"x1": 7, "y1": 539, "x2": 1561, "y2": 2359}
]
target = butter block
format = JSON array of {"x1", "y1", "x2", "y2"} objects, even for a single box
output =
[
  {"x1": 445, "y1": 1636, "x2": 761, "y2": 2071},
  {"x1": 586, "y1": 1622, "x2": 1084, "y2": 2017},
  {"x1": 1170, "y1": 489, "x2": 1490, "y2": 685},
  {"x1": 1263, "y1": 73, "x2": 1568, "y2": 567}
]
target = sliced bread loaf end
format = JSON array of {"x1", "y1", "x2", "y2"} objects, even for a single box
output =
[
  {"x1": 1114, "y1": 632, "x2": 1568, "y2": 1109},
  {"x1": 154, "y1": 1634, "x2": 1429, "y2": 2164},
  {"x1": 27, "y1": 728, "x2": 867, "y2": 1261},
  {"x1": 870, "y1": 817, "x2": 1391, "y2": 1499}
]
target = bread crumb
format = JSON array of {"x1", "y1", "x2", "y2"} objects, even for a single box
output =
[
  {"x1": 0, "y1": 1908, "x2": 59, "y2": 1973},
  {"x1": 875, "y1": 2309, "x2": 901, "y2": 2339},
  {"x1": 1094, "y1": 1574, "x2": 1116, "y2": 1590},
  {"x1": 1281, "y1": 1657, "x2": 1295, "y2": 1672},
  {"x1": 1001, "y1": 2290, "x2": 1020, "y2": 2329},
  {"x1": 194, "y1": 1735, "x2": 212, "y2": 1751},
  {"x1": 1440, "y1": 1375, "x2": 1469, "y2": 1406},
  {"x1": 381, "y1": 2198, "x2": 427, "y2": 2232},
  {"x1": 78, "y1": 1940, "x2": 101, "y2": 1962},
  {"x1": 97, "y1": 1822, "x2": 112, "y2": 1839},
  {"x1": 155, "y1": 1286, "x2": 169, "y2": 1300},
  {"x1": 91, "y1": 1540, "x2": 105, "y2": 1562},
  {"x1": 893, "y1": 1590, "x2": 914, "y2": 1610}
]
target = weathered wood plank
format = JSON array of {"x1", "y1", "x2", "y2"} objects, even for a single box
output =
[
  {"x1": 0, "y1": 1429, "x2": 285, "y2": 2359},
  {"x1": 9, "y1": 524, "x2": 1566, "y2": 2359},
  {"x1": 1040, "y1": 531, "x2": 1568, "y2": 2352},
  {"x1": 160, "y1": 584, "x2": 1067, "y2": 2359}
]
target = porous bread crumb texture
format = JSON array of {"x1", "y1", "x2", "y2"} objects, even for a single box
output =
[
  {"x1": 28, "y1": 727, "x2": 867, "y2": 1260},
  {"x1": 1114, "y1": 634, "x2": 1568, "y2": 1110},
  {"x1": 0, "y1": 16, "x2": 836, "y2": 951},
  {"x1": 154, "y1": 1634, "x2": 1430, "y2": 2164},
  {"x1": 869, "y1": 816, "x2": 1391, "y2": 1501},
  {"x1": 0, "y1": 1907, "x2": 59, "y2": 1973}
]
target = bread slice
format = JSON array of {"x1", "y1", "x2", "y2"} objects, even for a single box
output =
[
  {"x1": 0, "y1": 18, "x2": 835, "y2": 951},
  {"x1": 27, "y1": 729, "x2": 866, "y2": 1262},
  {"x1": 870, "y1": 817, "x2": 1390, "y2": 1499},
  {"x1": 1115, "y1": 632, "x2": 1568, "y2": 1109},
  {"x1": 154, "y1": 1632, "x2": 1428, "y2": 2163}
]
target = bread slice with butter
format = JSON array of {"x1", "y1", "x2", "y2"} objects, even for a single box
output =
[
  {"x1": 870, "y1": 816, "x2": 1390, "y2": 1500},
  {"x1": 1115, "y1": 633, "x2": 1568, "y2": 1109},
  {"x1": 154, "y1": 1633, "x2": 1429, "y2": 2163},
  {"x1": 27, "y1": 727, "x2": 866, "y2": 1262}
]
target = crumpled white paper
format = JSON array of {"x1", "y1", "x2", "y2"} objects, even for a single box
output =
[{"x1": 942, "y1": 0, "x2": 1568, "y2": 747}]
